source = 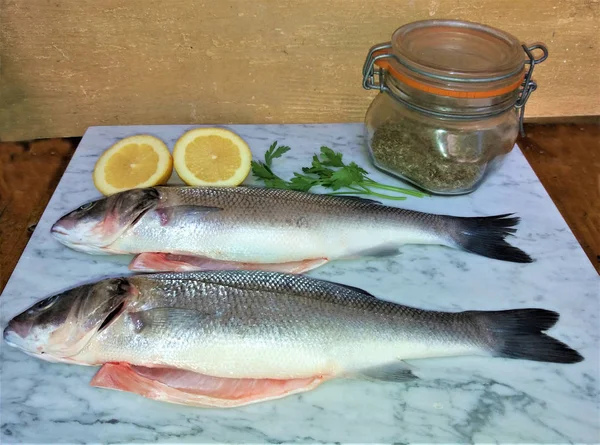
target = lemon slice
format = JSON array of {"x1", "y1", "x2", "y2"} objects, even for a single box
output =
[
  {"x1": 173, "y1": 127, "x2": 252, "y2": 186},
  {"x1": 93, "y1": 135, "x2": 173, "y2": 196}
]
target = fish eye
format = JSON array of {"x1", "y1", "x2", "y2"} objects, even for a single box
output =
[
  {"x1": 77, "y1": 202, "x2": 95, "y2": 212},
  {"x1": 34, "y1": 295, "x2": 59, "y2": 311}
]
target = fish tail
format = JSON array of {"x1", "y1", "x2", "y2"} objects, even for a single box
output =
[
  {"x1": 446, "y1": 213, "x2": 533, "y2": 263},
  {"x1": 469, "y1": 309, "x2": 584, "y2": 364}
]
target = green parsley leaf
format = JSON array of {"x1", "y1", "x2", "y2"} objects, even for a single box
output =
[
  {"x1": 264, "y1": 142, "x2": 291, "y2": 168},
  {"x1": 318, "y1": 146, "x2": 344, "y2": 167},
  {"x1": 288, "y1": 173, "x2": 318, "y2": 192},
  {"x1": 250, "y1": 161, "x2": 276, "y2": 180},
  {"x1": 302, "y1": 155, "x2": 334, "y2": 178},
  {"x1": 251, "y1": 141, "x2": 429, "y2": 200},
  {"x1": 328, "y1": 164, "x2": 365, "y2": 190},
  {"x1": 264, "y1": 178, "x2": 292, "y2": 189}
]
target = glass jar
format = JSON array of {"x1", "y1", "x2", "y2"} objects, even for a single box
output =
[{"x1": 362, "y1": 20, "x2": 548, "y2": 195}]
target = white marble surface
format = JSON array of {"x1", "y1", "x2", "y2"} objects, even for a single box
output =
[{"x1": 1, "y1": 123, "x2": 598, "y2": 444}]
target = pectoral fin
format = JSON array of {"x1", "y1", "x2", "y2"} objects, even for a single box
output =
[
  {"x1": 155, "y1": 205, "x2": 222, "y2": 226},
  {"x1": 348, "y1": 245, "x2": 401, "y2": 259},
  {"x1": 355, "y1": 362, "x2": 419, "y2": 382},
  {"x1": 90, "y1": 363, "x2": 325, "y2": 408},
  {"x1": 129, "y1": 253, "x2": 327, "y2": 274},
  {"x1": 127, "y1": 308, "x2": 205, "y2": 333}
]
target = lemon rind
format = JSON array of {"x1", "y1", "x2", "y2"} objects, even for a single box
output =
[
  {"x1": 173, "y1": 127, "x2": 252, "y2": 187},
  {"x1": 93, "y1": 134, "x2": 173, "y2": 196}
]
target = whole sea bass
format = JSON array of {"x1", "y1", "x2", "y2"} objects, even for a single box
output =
[
  {"x1": 3, "y1": 271, "x2": 582, "y2": 408},
  {"x1": 51, "y1": 186, "x2": 532, "y2": 273}
]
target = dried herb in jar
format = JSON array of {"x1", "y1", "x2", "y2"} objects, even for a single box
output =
[{"x1": 370, "y1": 121, "x2": 484, "y2": 193}]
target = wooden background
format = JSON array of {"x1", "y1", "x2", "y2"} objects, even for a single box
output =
[{"x1": 1, "y1": 0, "x2": 599, "y2": 141}]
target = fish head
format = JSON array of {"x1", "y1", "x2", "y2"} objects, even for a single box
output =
[
  {"x1": 3, "y1": 278, "x2": 133, "y2": 362},
  {"x1": 51, "y1": 187, "x2": 160, "y2": 253}
]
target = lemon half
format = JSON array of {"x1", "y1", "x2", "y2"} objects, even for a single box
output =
[
  {"x1": 93, "y1": 135, "x2": 173, "y2": 196},
  {"x1": 173, "y1": 127, "x2": 252, "y2": 187}
]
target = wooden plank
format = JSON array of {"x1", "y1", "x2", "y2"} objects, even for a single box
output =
[
  {"x1": 519, "y1": 122, "x2": 600, "y2": 274},
  {"x1": 0, "y1": 138, "x2": 79, "y2": 289},
  {"x1": 1, "y1": 0, "x2": 598, "y2": 141}
]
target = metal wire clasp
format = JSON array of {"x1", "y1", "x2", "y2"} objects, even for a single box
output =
[
  {"x1": 362, "y1": 42, "x2": 395, "y2": 91},
  {"x1": 516, "y1": 44, "x2": 549, "y2": 136}
]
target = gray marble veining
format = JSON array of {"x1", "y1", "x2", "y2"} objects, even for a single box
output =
[{"x1": 1, "y1": 123, "x2": 598, "y2": 444}]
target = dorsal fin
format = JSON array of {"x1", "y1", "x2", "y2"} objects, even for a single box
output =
[
  {"x1": 333, "y1": 195, "x2": 382, "y2": 205},
  {"x1": 317, "y1": 278, "x2": 381, "y2": 301}
]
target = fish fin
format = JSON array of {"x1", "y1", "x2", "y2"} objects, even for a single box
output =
[
  {"x1": 127, "y1": 308, "x2": 203, "y2": 333},
  {"x1": 355, "y1": 362, "x2": 419, "y2": 382},
  {"x1": 447, "y1": 214, "x2": 533, "y2": 263},
  {"x1": 154, "y1": 205, "x2": 222, "y2": 226},
  {"x1": 468, "y1": 309, "x2": 584, "y2": 363},
  {"x1": 180, "y1": 205, "x2": 223, "y2": 214},
  {"x1": 129, "y1": 253, "x2": 207, "y2": 272},
  {"x1": 335, "y1": 195, "x2": 382, "y2": 205},
  {"x1": 90, "y1": 363, "x2": 325, "y2": 408},
  {"x1": 255, "y1": 258, "x2": 328, "y2": 274},
  {"x1": 349, "y1": 245, "x2": 400, "y2": 258},
  {"x1": 317, "y1": 280, "x2": 381, "y2": 301},
  {"x1": 129, "y1": 253, "x2": 328, "y2": 274}
]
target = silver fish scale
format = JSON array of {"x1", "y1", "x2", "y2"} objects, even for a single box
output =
[
  {"x1": 139, "y1": 270, "x2": 401, "y2": 312},
  {"x1": 163, "y1": 186, "x2": 385, "y2": 209},
  {"x1": 26, "y1": 268, "x2": 512, "y2": 380},
  {"x1": 108, "y1": 186, "x2": 445, "y2": 264},
  {"x1": 83, "y1": 271, "x2": 405, "y2": 376},
  {"x1": 133, "y1": 270, "x2": 480, "y2": 348},
  {"x1": 159, "y1": 186, "x2": 425, "y2": 221},
  {"x1": 82, "y1": 269, "x2": 487, "y2": 379}
]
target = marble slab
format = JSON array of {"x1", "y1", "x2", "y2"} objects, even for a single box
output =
[{"x1": 1, "y1": 123, "x2": 598, "y2": 444}]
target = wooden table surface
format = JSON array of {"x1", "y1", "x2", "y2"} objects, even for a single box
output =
[{"x1": 1, "y1": 123, "x2": 598, "y2": 292}]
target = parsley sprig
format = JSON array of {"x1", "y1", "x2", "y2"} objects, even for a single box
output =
[{"x1": 251, "y1": 142, "x2": 428, "y2": 200}]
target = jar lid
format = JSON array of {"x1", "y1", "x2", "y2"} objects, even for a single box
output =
[{"x1": 375, "y1": 20, "x2": 528, "y2": 98}]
